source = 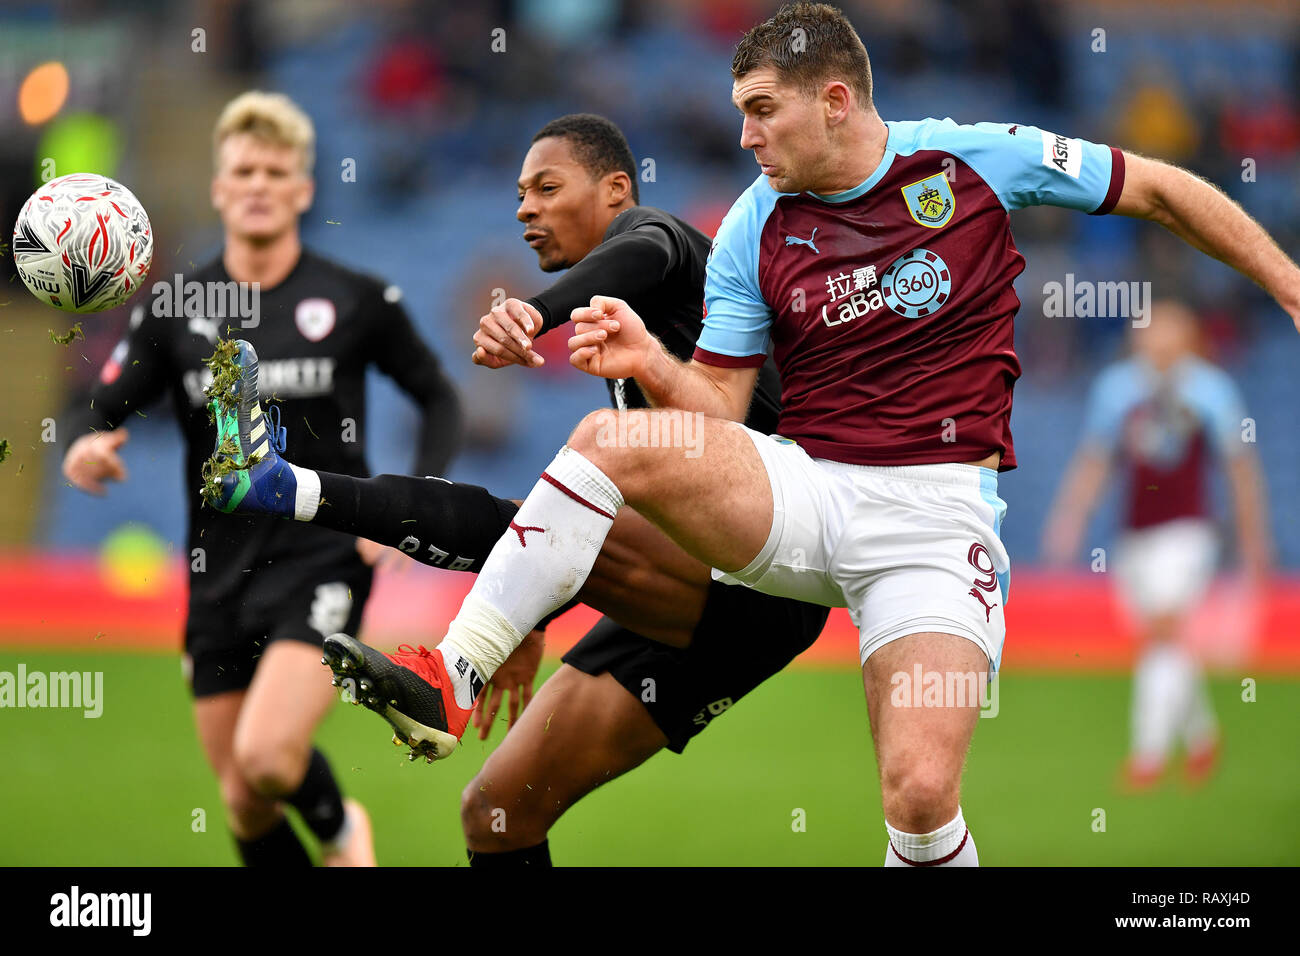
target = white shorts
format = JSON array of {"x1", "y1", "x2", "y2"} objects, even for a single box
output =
[
  {"x1": 713, "y1": 425, "x2": 1011, "y2": 671},
  {"x1": 1114, "y1": 518, "x2": 1218, "y2": 620}
]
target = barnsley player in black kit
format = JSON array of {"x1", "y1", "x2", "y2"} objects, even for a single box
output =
[
  {"x1": 209, "y1": 114, "x2": 827, "y2": 866},
  {"x1": 61, "y1": 92, "x2": 461, "y2": 866}
]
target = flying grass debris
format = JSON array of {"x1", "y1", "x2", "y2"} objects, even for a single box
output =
[{"x1": 50, "y1": 322, "x2": 84, "y2": 345}]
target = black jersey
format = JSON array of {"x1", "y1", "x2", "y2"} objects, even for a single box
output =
[
  {"x1": 525, "y1": 206, "x2": 783, "y2": 432},
  {"x1": 66, "y1": 249, "x2": 462, "y2": 605}
]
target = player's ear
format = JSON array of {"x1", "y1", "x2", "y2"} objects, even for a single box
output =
[
  {"x1": 606, "y1": 170, "x2": 632, "y2": 207},
  {"x1": 824, "y1": 80, "x2": 852, "y2": 126}
]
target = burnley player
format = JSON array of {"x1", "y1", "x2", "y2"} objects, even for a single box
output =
[
  {"x1": 320, "y1": 2, "x2": 1300, "y2": 867},
  {"x1": 61, "y1": 91, "x2": 461, "y2": 865},
  {"x1": 207, "y1": 113, "x2": 827, "y2": 866},
  {"x1": 1043, "y1": 301, "x2": 1271, "y2": 789}
]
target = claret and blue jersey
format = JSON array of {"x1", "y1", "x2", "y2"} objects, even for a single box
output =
[
  {"x1": 1081, "y1": 355, "x2": 1247, "y2": 531},
  {"x1": 695, "y1": 117, "x2": 1127, "y2": 471}
]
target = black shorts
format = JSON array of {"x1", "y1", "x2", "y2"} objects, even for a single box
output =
[
  {"x1": 185, "y1": 561, "x2": 374, "y2": 698},
  {"x1": 562, "y1": 580, "x2": 829, "y2": 753}
]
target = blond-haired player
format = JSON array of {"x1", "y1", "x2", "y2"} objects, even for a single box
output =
[{"x1": 62, "y1": 91, "x2": 462, "y2": 865}]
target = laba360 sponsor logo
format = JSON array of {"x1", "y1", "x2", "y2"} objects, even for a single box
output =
[{"x1": 821, "y1": 248, "x2": 953, "y2": 326}]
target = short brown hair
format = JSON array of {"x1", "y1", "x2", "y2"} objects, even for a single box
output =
[{"x1": 732, "y1": 3, "x2": 873, "y2": 107}]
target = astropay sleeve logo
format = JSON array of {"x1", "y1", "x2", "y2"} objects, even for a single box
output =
[
  {"x1": 50, "y1": 886, "x2": 151, "y2": 936},
  {"x1": 1041, "y1": 130, "x2": 1082, "y2": 179}
]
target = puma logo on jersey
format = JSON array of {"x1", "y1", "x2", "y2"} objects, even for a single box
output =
[{"x1": 785, "y1": 228, "x2": 820, "y2": 254}]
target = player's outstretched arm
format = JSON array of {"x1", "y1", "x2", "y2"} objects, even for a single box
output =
[
  {"x1": 62, "y1": 304, "x2": 170, "y2": 495},
  {"x1": 1225, "y1": 449, "x2": 1273, "y2": 581},
  {"x1": 568, "y1": 296, "x2": 759, "y2": 422},
  {"x1": 1041, "y1": 446, "x2": 1110, "y2": 567},
  {"x1": 474, "y1": 226, "x2": 684, "y2": 369},
  {"x1": 1112, "y1": 153, "x2": 1300, "y2": 330}
]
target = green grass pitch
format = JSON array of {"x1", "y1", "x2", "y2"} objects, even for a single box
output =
[{"x1": 2, "y1": 650, "x2": 1297, "y2": 865}]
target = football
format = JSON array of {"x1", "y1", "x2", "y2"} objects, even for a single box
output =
[{"x1": 12, "y1": 173, "x2": 153, "y2": 313}]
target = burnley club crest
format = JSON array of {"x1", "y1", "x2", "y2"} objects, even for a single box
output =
[{"x1": 901, "y1": 173, "x2": 955, "y2": 229}]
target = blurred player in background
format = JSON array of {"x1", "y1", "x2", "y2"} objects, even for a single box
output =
[
  {"x1": 1043, "y1": 300, "x2": 1271, "y2": 789},
  {"x1": 207, "y1": 112, "x2": 827, "y2": 866},
  {"x1": 60, "y1": 91, "x2": 461, "y2": 865}
]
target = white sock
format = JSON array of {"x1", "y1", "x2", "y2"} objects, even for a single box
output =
[
  {"x1": 437, "y1": 446, "x2": 623, "y2": 699},
  {"x1": 1182, "y1": 657, "x2": 1218, "y2": 749},
  {"x1": 290, "y1": 464, "x2": 320, "y2": 521},
  {"x1": 1131, "y1": 643, "x2": 1192, "y2": 764},
  {"x1": 884, "y1": 808, "x2": 978, "y2": 867}
]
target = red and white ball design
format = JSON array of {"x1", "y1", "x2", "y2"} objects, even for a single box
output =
[{"x1": 12, "y1": 173, "x2": 154, "y2": 313}]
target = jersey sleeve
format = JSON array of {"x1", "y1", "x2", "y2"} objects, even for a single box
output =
[
  {"x1": 526, "y1": 219, "x2": 681, "y2": 334},
  {"x1": 1188, "y1": 363, "x2": 1249, "y2": 459},
  {"x1": 66, "y1": 303, "x2": 173, "y2": 436},
  {"x1": 693, "y1": 192, "x2": 772, "y2": 368},
  {"x1": 931, "y1": 119, "x2": 1125, "y2": 215},
  {"x1": 366, "y1": 283, "x2": 464, "y2": 476},
  {"x1": 1079, "y1": 363, "x2": 1135, "y2": 454}
]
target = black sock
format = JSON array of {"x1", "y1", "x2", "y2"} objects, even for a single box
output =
[
  {"x1": 235, "y1": 816, "x2": 313, "y2": 867},
  {"x1": 314, "y1": 473, "x2": 519, "y2": 574},
  {"x1": 285, "y1": 747, "x2": 346, "y2": 844},
  {"x1": 468, "y1": 841, "x2": 552, "y2": 867}
]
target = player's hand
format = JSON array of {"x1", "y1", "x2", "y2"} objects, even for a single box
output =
[
  {"x1": 355, "y1": 537, "x2": 409, "y2": 573},
  {"x1": 568, "y1": 295, "x2": 655, "y2": 380},
  {"x1": 472, "y1": 628, "x2": 544, "y2": 740},
  {"x1": 62, "y1": 428, "x2": 130, "y2": 495},
  {"x1": 472, "y1": 298, "x2": 545, "y2": 369}
]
